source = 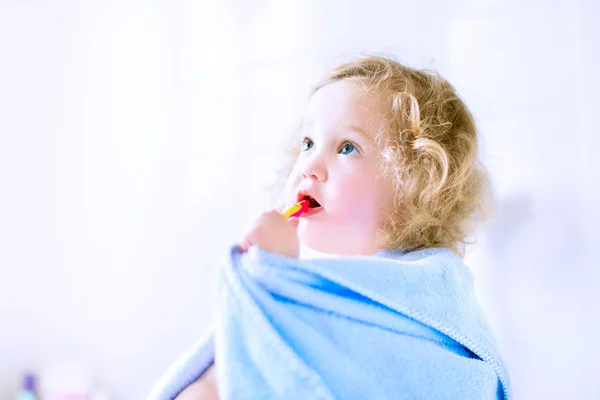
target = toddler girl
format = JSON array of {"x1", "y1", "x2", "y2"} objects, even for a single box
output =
[{"x1": 150, "y1": 54, "x2": 510, "y2": 400}]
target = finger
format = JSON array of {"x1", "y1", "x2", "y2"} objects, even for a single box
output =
[
  {"x1": 240, "y1": 237, "x2": 252, "y2": 252},
  {"x1": 288, "y1": 217, "x2": 300, "y2": 229}
]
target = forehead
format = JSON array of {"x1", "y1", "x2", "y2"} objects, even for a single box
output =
[{"x1": 302, "y1": 80, "x2": 386, "y2": 136}]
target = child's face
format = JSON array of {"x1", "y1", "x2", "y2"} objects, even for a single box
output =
[{"x1": 284, "y1": 80, "x2": 394, "y2": 256}]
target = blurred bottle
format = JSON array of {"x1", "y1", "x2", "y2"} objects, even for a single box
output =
[{"x1": 15, "y1": 372, "x2": 38, "y2": 400}]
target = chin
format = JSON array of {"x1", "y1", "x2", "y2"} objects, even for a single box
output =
[
  {"x1": 298, "y1": 226, "x2": 370, "y2": 256},
  {"x1": 297, "y1": 224, "x2": 338, "y2": 254}
]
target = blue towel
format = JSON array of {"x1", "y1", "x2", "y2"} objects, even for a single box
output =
[{"x1": 149, "y1": 245, "x2": 510, "y2": 399}]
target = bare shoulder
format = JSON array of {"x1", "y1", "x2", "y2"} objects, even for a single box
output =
[{"x1": 174, "y1": 363, "x2": 219, "y2": 400}]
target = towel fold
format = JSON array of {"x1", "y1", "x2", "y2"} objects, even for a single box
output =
[{"x1": 149, "y1": 245, "x2": 510, "y2": 400}]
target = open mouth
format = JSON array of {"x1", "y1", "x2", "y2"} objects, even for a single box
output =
[{"x1": 297, "y1": 193, "x2": 322, "y2": 210}]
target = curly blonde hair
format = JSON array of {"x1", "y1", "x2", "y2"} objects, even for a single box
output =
[{"x1": 273, "y1": 54, "x2": 490, "y2": 257}]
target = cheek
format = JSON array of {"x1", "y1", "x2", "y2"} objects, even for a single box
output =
[
  {"x1": 283, "y1": 178, "x2": 294, "y2": 204},
  {"x1": 333, "y1": 174, "x2": 382, "y2": 224},
  {"x1": 283, "y1": 166, "x2": 302, "y2": 203}
]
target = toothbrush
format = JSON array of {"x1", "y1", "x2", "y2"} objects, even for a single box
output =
[{"x1": 281, "y1": 200, "x2": 309, "y2": 218}]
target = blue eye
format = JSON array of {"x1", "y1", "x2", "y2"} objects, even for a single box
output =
[
  {"x1": 301, "y1": 138, "x2": 314, "y2": 151},
  {"x1": 339, "y1": 141, "x2": 359, "y2": 155}
]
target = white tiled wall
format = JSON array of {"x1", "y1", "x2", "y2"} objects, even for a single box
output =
[{"x1": 0, "y1": 0, "x2": 598, "y2": 398}]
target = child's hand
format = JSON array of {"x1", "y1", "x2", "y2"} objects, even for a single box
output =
[{"x1": 240, "y1": 210, "x2": 300, "y2": 258}]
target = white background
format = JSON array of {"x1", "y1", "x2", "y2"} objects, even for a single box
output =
[{"x1": 1, "y1": 0, "x2": 598, "y2": 399}]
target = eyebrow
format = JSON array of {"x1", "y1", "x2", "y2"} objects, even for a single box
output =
[{"x1": 342, "y1": 124, "x2": 370, "y2": 140}]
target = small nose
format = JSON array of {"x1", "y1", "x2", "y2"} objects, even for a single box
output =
[{"x1": 300, "y1": 152, "x2": 328, "y2": 182}]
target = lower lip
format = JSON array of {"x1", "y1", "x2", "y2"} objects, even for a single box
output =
[{"x1": 301, "y1": 207, "x2": 323, "y2": 217}]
